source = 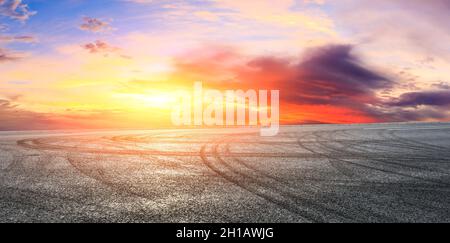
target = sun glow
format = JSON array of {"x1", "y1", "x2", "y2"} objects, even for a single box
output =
[
  {"x1": 2, "y1": 0, "x2": 450, "y2": 131},
  {"x1": 114, "y1": 93, "x2": 178, "y2": 109}
]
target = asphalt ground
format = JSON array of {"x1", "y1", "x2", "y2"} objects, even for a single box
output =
[{"x1": 0, "y1": 123, "x2": 449, "y2": 222}]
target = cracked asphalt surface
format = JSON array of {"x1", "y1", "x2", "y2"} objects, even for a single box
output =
[{"x1": 0, "y1": 123, "x2": 449, "y2": 222}]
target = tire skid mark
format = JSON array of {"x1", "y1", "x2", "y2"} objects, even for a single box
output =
[
  {"x1": 342, "y1": 129, "x2": 436, "y2": 152},
  {"x1": 18, "y1": 138, "x2": 200, "y2": 156},
  {"x1": 379, "y1": 129, "x2": 450, "y2": 154},
  {"x1": 339, "y1": 129, "x2": 449, "y2": 158},
  {"x1": 337, "y1": 129, "x2": 450, "y2": 174},
  {"x1": 295, "y1": 132, "x2": 357, "y2": 178},
  {"x1": 336, "y1": 130, "x2": 450, "y2": 168},
  {"x1": 8, "y1": 127, "x2": 450, "y2": 222},
  {"x1": 64, "y1": 139, "x2": 160, "y2": 203},
  {"x1": 66, "y1": 154, "x2": 162, "y2": 205},
  {"x1": 222, "y1": 142, "x2": 396, "y2": 222},
  {"x1": 0, "y1": 184, "x2": 126, "y2": 222},
  {"x1": 63, "y1": 133, "x2": 204, "y2": 213},
  {"x1": 295, "y1": 130, "x2": 450, "y2": 216},
  {"x1": 298, "y1": 130, "x2": 450, "y2": 186},
  {"x1": 313, "y1": 130, "x2": 450, "y2": 175},
  {"x1": 200, "y1": 137, "x2": 372, "y2": 222},
  {"x1": 313, "y1": 130, "x2": 427, "y2": 171},
  {"x1": 388, "y1": 129, "x2": 450, "y2": 152},
  {"x1": 18, "y1": 137, "x2": 375, "y2": 158},
  {"x1": 200, "y1": 143, "x2": 320, "y2": 222},
  {"x1": 334, "y1": 129, "x2": 450, "y2": 174}
]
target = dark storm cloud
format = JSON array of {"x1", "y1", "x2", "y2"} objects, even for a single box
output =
[
  {"x1": 172, "y1": 43, "x2": 450, "y2": 123},
  {"x1": 387, "y1": 90, "x2": 450, "y2": 107},
  {"x1": 232, "y1": 44, "x2": 392, "y2": 109},
  {"x1": 291, "y1": 44, "x2": 391, "y2": 105},
  {"x1": 170, "y1": 44, "x2": 394, "y2": 122},
  {"x1": 300, "y1": 44, "x2": 390, "y2": 90}
]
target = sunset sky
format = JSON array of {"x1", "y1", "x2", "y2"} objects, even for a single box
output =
[{"x1": 1, "y1": 0, "x2": 450, "y2": 130}]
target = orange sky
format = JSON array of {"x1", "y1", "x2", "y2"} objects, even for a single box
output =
[{"x1": 1, "y1": 0, "x2": 450, "y2": 130}]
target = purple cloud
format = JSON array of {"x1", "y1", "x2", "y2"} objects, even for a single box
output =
[
  {"x1": 0, "y1": 47, "x2": 22, "y2": 62},
  {"x1": 80, "y1": 17, "x2": 113, "y2": 33},
  {"x1": 82, "y1": 40, "x2": 119, "y2": 54},
  {"x1": 0, "y1": 0, "x2": 36, "y2": 22},
  {"x1": 0, "y1": 35, "x2": 36, "y2": 43},
  {"x1": 0, "y1": 23, "x2": 7, "y2": 31},
  {"x1": 387, "y1": 90, "x2": 450, "y2": 107},
  {"x1": 431, "y1": 82, "x2": 450, "y2": 90},
  {"x1": 243, "y1": 44, "x2": 392, "y2": 107}
]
